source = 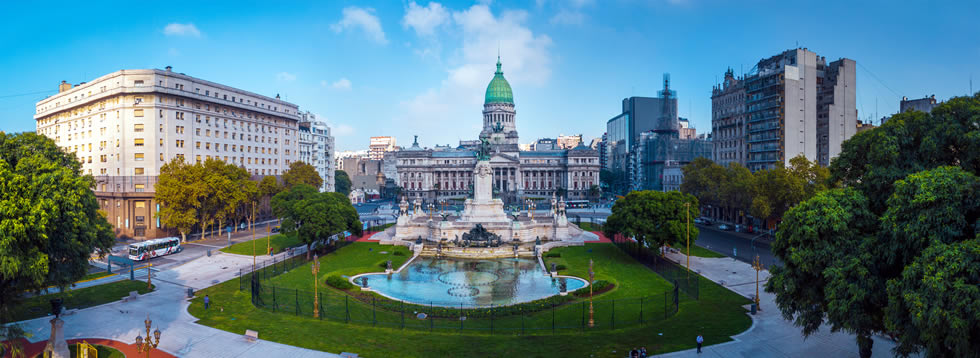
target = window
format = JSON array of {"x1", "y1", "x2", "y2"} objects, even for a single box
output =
[
  {"x1": 159, "y1": 138, "x2": 163, "y2": 146},
  {"x1": 134, "y1": 124, "x2": 144, "y2": 132},
  {"x1": 134, "y1": 138, "x2": 144, "y2": 146},
  {"x1": 160, "y1": 153, "x2": 164, "y2": 161},
  {"x1": 134, "y1": 153, "x2": 144, "y2": 161},
  {"x1": 134, "y1": 109, "x2": 144, "y2": 117},
  {"x1": 135, "y1": 184, "x2": 145, "y2": 192},
  {"x1": 134, "y1": 167, "x2": 145, "y2": 175},
  {"x1": 135, "y1": 200, "x2": 145, "y2": 208},
  {"x1": 134, "y1": 80, "x2": 144, "y2": 87}
]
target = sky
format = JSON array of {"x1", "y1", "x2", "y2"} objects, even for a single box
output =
[{"x1": 1, "y1": 0, "x2": 978, "y2": 151}]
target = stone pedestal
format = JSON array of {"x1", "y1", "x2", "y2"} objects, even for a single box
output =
[{"x1": 43, "y1": 317, "x2": 69, "y2": 358}]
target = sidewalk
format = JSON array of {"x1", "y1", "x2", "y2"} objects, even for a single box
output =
[
  {"x1": 11, "y1": 251, "x2": 339, "y2": 358},
  {"x1": 653, "y1": 251, "x2": 909, "y2": 358}
]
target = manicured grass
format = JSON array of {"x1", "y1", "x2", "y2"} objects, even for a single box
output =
[
  {"x1": 367, "y1": 223, "x2": 395, "y2": 232},
  {"x1": 684, "y1": 244, "x2": 727, "y2": 258},
  {"x1": 188, "y1": 242, "x2": 751, "y2": 357},
  {"x1": 78, "y1": 271, "x2": 114, "y2": 282},
  {"x1": 67, "y1": 343, "x2": 125, "y2": 358},
  {"x1": 6, "y1": 280, "x2": 154, "y2": 323},
  {"x1": 575, "y1": 222, "x2": 602, "y2": 232},
  {"x1": 220, "y1": 233, "x2": 302, "y2": 256}
]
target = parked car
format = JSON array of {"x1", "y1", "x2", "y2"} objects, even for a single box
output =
[
  {"x1": 700, "y1": 218, "x2": 713, "y2": 226},
  {"x1": 735, "y1": 224, "x2": 743, "y2": 233},
  {"x1": 719, "y1": 224, "x2": 732, "y2": 231},
  {"x1": 271, "y1": 226, "x2": 281, "y2": 233},
  {"x1": 693, "y1": 218, "x2": 704, "y2": 225}
]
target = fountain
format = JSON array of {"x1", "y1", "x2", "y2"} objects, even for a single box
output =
[{"x1": 376, "y1": 139, "x2": 596, "y2": 258}]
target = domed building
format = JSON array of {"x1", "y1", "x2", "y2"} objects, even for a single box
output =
[{"x1": 395, "y1": 57, "x2": 599, "y2": 205}]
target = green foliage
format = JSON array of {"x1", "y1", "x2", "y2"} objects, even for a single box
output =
[
  {"x1": 68, "y1": 343, "x2": 125, "y2": 358},
  {"x1": 554, "y1": 264, "x2": 568, "y2": 271},
  {"x1": 326, "y1": 275, "x2": 354, "y2": 290},
  {"x1": 272, "y1": 185, "x2": 362, "y2": 258},
  {"x1": 884, "y1": 239, "x2": 980, "y2": 357},
  {"x1": 335, "y1": 170, "x2": 352, "y2": 196},
  {"x1": 603, "y1": 190, "x2": 699, "y2": 251},
  {"x1": 156, "y1": 157, "x2": 259, "y2": 241},
  {"x1": 392, "y1": 251, "x2": 405, "y2": 256},
  {"x1": 573, "y1": 280, "x2": 613, "y2": 297},
  {"x1": 220, "y1": 234, "x2": 303, "y2": 256},
  {"x1": 5, "y1": 280, "x2": 153, "y2": 322},
  {"x1": 283, "y1": 161, "x2": 323, "y2": 190},
  {"x1": 0, "y1": 132, "x2": 114, "y2": 327},
  {"x1": 600, "y1": 169, "x2": 628, "y2": 195},
  {"x1": 769, "y1": 93, "x2": 980, "y2": 357},
  {"x1": 156, "y1": 159, "x2": 202, "y2": 241},
  {"x1": 543, "y1": 252, "x2": 561, "y2": 258}
]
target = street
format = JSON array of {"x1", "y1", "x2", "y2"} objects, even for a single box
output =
[{"x1": 694, "y1": 225, "x2": 782, "y2": 268}]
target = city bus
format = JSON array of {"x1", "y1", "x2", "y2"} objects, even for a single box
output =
[
  {"x1": 566, "y1": 200, "x2": 591, "y2": 209},
  {"x1": 128, "y1": 237, "x2": 182, "y2": 261}
]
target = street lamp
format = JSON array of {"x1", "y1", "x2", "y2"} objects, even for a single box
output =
[
  {"x1": 588, "y1": 259, "x2": 595, "y2": 328},
  {"x1": 134, "y1": 315, "x2": 161, "y2": 358},
  {"x1": 752, "y1": 255, "x2": 764, "y2": 311},
  {"x1": 685, "y1": 202, "x2": 691, "y2": 278},
  {"x1": 312, "y1": 254, "x2": 320, "y2": 318}
]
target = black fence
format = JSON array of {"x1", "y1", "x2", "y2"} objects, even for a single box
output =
[
  {"x1": 246, "y1": 278, "x2": 681, "y2": 334},
  {"x1": 613, "y1": 238, "x2": 700, "y2": 300},
  {"x1": 236, "y1": 245, "x2": 685, "y2": 334}
]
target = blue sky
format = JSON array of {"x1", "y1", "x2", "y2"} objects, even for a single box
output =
[{"x1": 1, "y1": 0, "x2": 977, "y2": 151}]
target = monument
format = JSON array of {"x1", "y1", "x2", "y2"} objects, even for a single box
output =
[{"x1": 43, "y1": 299, "x2": 69, "y2": 358}]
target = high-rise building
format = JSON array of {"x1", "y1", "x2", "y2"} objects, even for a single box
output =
[
  {"x1": 369, "y1": 136, "x2": 397, "y2": 160},
  {"x1": 556, "y1": 134, "x2": 583, "y2": 149},
  {"x1": 299, "y1": 111, "x2": 335, "y2": 192},
  {"x1": 731, "y1": 48, "x2": 857, "y2": 171},
  {"x1": 35, "y1": 67, "x2": 301, "y2": 239},
  {"x1": 598, "y1": 132, "x2": 609, "y2": 171},
  {"x1": 711, "y1": 68, "x2": 747, "y2": 167}
]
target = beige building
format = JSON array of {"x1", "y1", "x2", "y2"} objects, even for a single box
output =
[
  {"x1": 369, "y1": 136, "x2": 396, "y2": 160},
  {"x1": 35, "y1": 67, "x2": 301, "y2": 239},
  {"x1": 556, "y1": 134, "x2": 583, "y2": 149}
]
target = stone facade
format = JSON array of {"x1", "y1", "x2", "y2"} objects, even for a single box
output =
[
  {"x1": 35, "y1": 67, "x2": 301, "y2": 239},
  {"x1": 396, "y1": 59, "x2": 599, "y2": 204}
]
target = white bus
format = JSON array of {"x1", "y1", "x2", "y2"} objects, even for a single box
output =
[{"x1": 128, "y1": 237, "x2": 182, "y2": 261}]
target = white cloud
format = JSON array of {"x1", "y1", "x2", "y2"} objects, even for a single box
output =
[
  {"x1": 403, "y1": 1, "x2": 450, "y2": 36},
  {"x1": 395, "y1": 4, "x2": 553, "y2": 144},
  {"x1": 331, "y1": 7, "x2": 387, "y2": 44},
  {"x1": 163, "y1": 23, "x2": 201, "y2": 37},
  {"x1": 276, "y1": 72, "x2": 296, "y2": 81},
  {"x1": 330, "y1": 78, "x2": 352, "y2": 91},
  {"x1": 550, "y1": 9, "x2": 584, "y2": 25}
]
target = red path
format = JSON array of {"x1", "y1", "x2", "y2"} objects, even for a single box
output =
[{"x1": 4, "y1": 337, "x2": 177, "y2": 358}]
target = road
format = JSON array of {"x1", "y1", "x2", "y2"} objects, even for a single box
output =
[{"x1": 694, "y1": 225, "x2": 782, "y2": 268}]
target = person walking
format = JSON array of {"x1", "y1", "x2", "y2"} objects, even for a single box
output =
[
  {"x1": 204, "y1": 295, "x2": 210, "y2": 310},
  {"x1": 696, "y1": 334, "x2": 704, "y2": 354}
]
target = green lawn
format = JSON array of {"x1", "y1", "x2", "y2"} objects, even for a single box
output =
[
  {"x1": 6, "y1": 280, "x2": 154, "y2": 323},
  {"x1": 685, "y1": 244, "x2": 726, "y2": 258},
  {"x1": 66, "y1": 343, "x2": 125, "y2": 358},
  {"x1": 78, "y1": 271, "x2": 114, "y2": 282},
  {"x1": 188, "y1": 242, "x2": 751, "y2": 357},
  {"x1": 220, "y1": 234, "x2": 302, "y2": 256}
]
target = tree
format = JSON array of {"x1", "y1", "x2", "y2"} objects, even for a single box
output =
[
  {"x1": 271, "y1": 184, "x2": 362, "y2": 259},
  {"x1": 259, "y1": 175, "x2": 282, "y2": 219},
  {"x1": 769, "y1": 93, "x2": 980, "y2": 357},
  {"x1": 0, "y1": 133, "x2": 114, "y2": 352},
  {"x1": 587, "y1": 184, "x2": 601, "y2": 203},
  {"x1": 603, "y1": 190, "x2": 698, "y2": 252},
  {"x1": 335, "y1": 169, "x2": 352, "y2": 196},
  {"x1": 766, "y1": 188, "x2": 882, "y2": 357},
  {"x1": 283, "y1": 161, "x2": 322, "y2": 190},
  {"x1": 155, "y1": 159, "x2": 202, "y2": 242}
]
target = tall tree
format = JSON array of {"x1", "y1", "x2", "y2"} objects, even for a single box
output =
[
  {"x1": 603, "y1": 190, "x2": 698, "y2": 252},
  {"x1": 258, "y1": 175, "x2": 282, "y2": 219},
  {"x1": 334, "y1": 169, "x2": 352, "y2": 196},
  {"x1": 0, "y1": 133, "x2": 114, "y2": 351},
  {"x1": 283, "y1": 161, "x2": 322, "y2": 190},
  {"x1": 155, "y1": 159, "x2": 202, "y2": 242},
  {"x1": 271, "y1": 184, "x2": 361, "y2": 258}
]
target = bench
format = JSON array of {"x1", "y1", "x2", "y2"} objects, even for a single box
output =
[{"x1": 244, "y1": 329, "x2": 258, "y2": 342}]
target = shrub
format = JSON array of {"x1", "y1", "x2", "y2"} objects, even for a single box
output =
[
  {"x1": 544, "y1": 252, "x2": 561, "y2": 258},
  {"x1": 555, "y1": 264, "x2": 568, "y2": 271},
  {"x1": 393, "y1": 251, "x2": 405, "y2": 256},
  {"x1": 326, "y1": 275, "x2": 354, "y2": 290},
  {"x1": 573, "y1": 280, "x2": 613, "y2": 297}
]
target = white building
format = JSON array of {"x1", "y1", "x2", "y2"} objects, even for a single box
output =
[
  {"x1": 368, "y1": 136, "x2": 396, "y2": 160},
  {"x1": 35, "y1": 66, "x2": 301, "y2": 239},
  {"x1": 299, "y1": 111, "x2": 335, "y2": 192}
]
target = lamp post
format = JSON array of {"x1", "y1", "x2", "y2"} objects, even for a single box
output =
[
  {"x1": 752, "y1": 255, "x2": 763, "y2": 310},
  {"x1": 312, "y1": 254, "x2": 320, "y2": 318},
  {"x1": 685, "y1": 202, "x2": 691, "y2": 279},
  {"x1": 134, "y1": 315, "x2": 161, "y2": 358},
  {"x1": 251, "y1": 201, "x2": 256, "y2": 271},
  {"x1": 588, "y1": 259, "x2": 595, "y2": 328}
]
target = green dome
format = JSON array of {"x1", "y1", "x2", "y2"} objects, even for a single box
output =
[{"x1": 484, "y1": 57, "x2": 513, "y2": 104}]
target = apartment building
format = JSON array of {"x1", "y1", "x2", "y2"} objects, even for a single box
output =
[
  {"x1": 35, "y1": 67, "x2": 301, "y2": 239},
  {"x1": 368, "y1": 136, "x2": 396, "y2": 160},
  {"x1": 711, "y1": 68, "x2": 746, "y2": 167},
  {"x1": 299, "y1": 111, "x2": 336, "y2": 192}
]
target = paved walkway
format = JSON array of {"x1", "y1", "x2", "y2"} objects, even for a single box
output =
[
  {"x1": 653, "y1": 251, "x2": 910, "y2": 358},
  {"x1": 12, "y1": 250, "x2": 339, "y2": 358}
]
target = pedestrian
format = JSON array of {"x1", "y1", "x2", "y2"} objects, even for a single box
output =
[
  {"x1": 640, "y1": 347, "x2": 647, "y2": 358},
  {"x1": 733, "y1": 247, "x2": 737, "y2": 261},
  {"x1": 204, "y1": 294, "x2": 210, "y2": 310},
  {"x1": 696, "y1": 334, "x2": 704, "y2": 354},
  {"x1": 629, "y1": 348, "x2": 638, "y2": 358}
]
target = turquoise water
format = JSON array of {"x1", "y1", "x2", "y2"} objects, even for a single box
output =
[{"x1": 354, "y1": 257, "x2": 587, "y2": 307}]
